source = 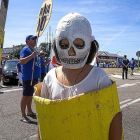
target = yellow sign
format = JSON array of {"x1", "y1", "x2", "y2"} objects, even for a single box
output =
[
  {"x1": 0, "y1": 26, "x2": 4, "y2": 63},
  {"x1": 33, "y1": 82, "x2": 124, "y2": 140},
  {"x1": 36, "y1": 0, "x2": 53, "y2": 37}
]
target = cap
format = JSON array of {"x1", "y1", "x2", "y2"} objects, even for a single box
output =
[
  {"x1": 26, "y1": 35, "x2": 37, "y2": 42},
  {"x1": 39, "y1": 50, "x2": 46, "y2": 55}
]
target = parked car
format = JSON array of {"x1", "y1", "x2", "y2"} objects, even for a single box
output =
[{"x1": 2, "y1": 59, "x2": 19, "y2": 85}]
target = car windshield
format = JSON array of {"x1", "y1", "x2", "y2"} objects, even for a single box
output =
[{"x1": 5, "y1": 61, "x2": 19, "y2": 69}]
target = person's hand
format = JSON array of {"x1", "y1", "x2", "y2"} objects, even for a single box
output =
[
  {"x1": 31, "y1": 51, "x2": 37, "y2": 58},
  {"x1": 45, "y1": 57, "x2": 51, "y2": 62}
]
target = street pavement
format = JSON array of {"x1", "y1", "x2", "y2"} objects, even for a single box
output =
[{"x1": 0, "y1": 72, "x2": 140, "y2": 140}]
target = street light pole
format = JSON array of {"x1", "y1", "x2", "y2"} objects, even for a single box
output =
[{"x1": 117, "y1": 51, "x2": 121, "y2": 68}]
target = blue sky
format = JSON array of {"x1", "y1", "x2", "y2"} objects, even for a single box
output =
[{"x1": 3, "y1": 0, "x2": 140, "y2": 60}]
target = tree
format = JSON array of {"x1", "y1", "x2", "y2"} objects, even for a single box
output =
[
  {"x1": 10, "y1": 44, "x2": 25, "y2": 59},
  {"x1": 10, "y1": 42, "x2": 52, "y2": 59}
]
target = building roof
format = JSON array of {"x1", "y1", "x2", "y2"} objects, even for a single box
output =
[
  {"x1": 98, "y1": 51, "x2": 117, "y2": 57},
  {"x1": 117, "y1": 55, "x2": 123, "y2": 58}
]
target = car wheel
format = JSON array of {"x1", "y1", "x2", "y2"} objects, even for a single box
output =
[{"x1": 1, "y1": 76, "x2": 6, "y2": 85}]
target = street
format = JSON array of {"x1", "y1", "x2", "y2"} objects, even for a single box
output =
[{"x1": 0, "y1": 72, "x2": 140, "y2": 140}]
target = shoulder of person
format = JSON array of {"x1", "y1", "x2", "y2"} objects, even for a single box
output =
[
  {"x1": 23, "y1": 46, "x2": 33, "y2": 52},
  {"x1": 21, "y1": 45, "x2": 28, "y2": 50},
  {"x1": 91, "y1": 66, "x2": 107, "y2": 76},
  {"x1": 44, "y1": 67, "x2": 56, "y2": 80}
]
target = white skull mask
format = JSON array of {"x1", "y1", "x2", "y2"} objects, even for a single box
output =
[{"x1": 55, "y1": 13, "x2": 95, "y2": 69}]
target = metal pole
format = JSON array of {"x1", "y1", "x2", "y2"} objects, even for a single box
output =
[
  {"x1": 52, "y1": 32, "x2": 53, "y2": 43},
  {"x1": 49, "y1": 26, "x2": 51, "y2": 43},
  {"x1": 47, "y1": 32, "x2": 48, "y2": 44},
  {"x1": 138, "y1": 56, "x2": 139, "y2": 70}
]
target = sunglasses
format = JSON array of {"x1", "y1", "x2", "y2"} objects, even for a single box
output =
[
  {"x1": 40, "y1": 53, "x2": 44, "y2": 55},
  {"x1": 31, "y1": 37, "x2": 36, "y2": 40}
]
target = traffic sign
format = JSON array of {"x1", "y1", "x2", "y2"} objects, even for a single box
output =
[
  {"x1": 136, "y1": 51, "x2": 140, "y2": 57},
  {"x1": 36, "y1": 0, "x2": 53, "y2": 37}
]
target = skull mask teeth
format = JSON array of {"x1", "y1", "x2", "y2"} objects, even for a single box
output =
[
  {"x1": 55, "y1": 12, "x2": 95, "y2": 69},
  {"x1": 59, "y1": 54, "x2": 87, "y2": 64}
]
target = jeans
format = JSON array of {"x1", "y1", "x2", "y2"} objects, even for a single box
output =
[{"x1": 122, "y1": 67, "x2": 128, "y2": 79}]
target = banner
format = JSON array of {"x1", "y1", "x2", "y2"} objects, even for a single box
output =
[
  {"x1": 0, "y1": 26, "x2": 4, "y2": 62},
  {"x1": 36, "y1": 0, "x2": 53, "y2": 37}
]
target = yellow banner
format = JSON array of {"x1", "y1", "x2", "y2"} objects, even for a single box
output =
[{"x1": 0, "y1": 25, "x2": 4, "y2": 63}]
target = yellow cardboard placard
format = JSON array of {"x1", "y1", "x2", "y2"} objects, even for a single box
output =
[{"x1": 33, "y1": 82, "x2": 124, "y2": 140}]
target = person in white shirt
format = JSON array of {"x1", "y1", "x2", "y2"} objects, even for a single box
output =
[{"x1": 38, "y1": 13, "x2": 122, "y2": 140}]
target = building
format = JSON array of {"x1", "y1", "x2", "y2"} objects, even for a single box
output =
[
  {"x1": 98, "y1": 51, "x2": 118, "y2": 63},
  {"x1": 2, "y1": 46, "x2": 21, "y2": 59}
]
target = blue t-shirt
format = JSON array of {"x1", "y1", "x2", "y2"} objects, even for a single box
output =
[
  {"x1": 16, "y1": 62, "x2": 22, "y2": 73},
  {"x1": 40, "y1": 57, "x2": 47, "y2": 73},
  {"x1": 20, "y1": 46, "x2": 41, "y2": 81},
  {"x1": 129, "y1": 60, "x2": 135, "y2": 68}
]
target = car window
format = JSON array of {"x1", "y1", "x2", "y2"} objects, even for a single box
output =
[{"x1": 5, "y1": 61, "x2": 19, "y2": 69}]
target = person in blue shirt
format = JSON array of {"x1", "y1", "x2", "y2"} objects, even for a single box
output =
[
  {"x1": 129, "y1": 58, "x2": 135, "y2": 76},
  {"x1": 16, "y1": 62, "x2": 23, "y2": 87},
  {"x1": 20, "y1": 35, "x2": 41, "y2": 123},
  {"x1": 39, "y1": 50, "x2": 50, "y2": 82}
]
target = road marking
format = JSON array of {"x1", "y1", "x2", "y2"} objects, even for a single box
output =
[
  {"x1": 111, "y1": 75, "x2": 122, "y2": 79},
  {"x1": 120, "y1": 98, "x2": 140, "y2": 109},
  {"x1": 28, "y1": 134, "x2": 37, "y2": 140},
  {"x1": 117, "y1": 82, "x2": 140, "y2": 88},
  {"x1": 120, "y1": 99, "x2": 131, "y2": 105},
  {"x1": 23, "y1": 134, "x2": 38, "y2": 140},
  {"x1": 133, "y1": 73, "x2": 140, "y2": 75},
  {"x1": 0, "y1": 88, "x2": 22, "y2": 93}
]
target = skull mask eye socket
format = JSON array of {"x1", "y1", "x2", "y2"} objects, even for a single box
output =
[
  {"x1": 59, "y1": 39, "x2": 69, "y2": 49},
  {"x1": 73, "y1": 38, "x2": 85, "y2": 49}
]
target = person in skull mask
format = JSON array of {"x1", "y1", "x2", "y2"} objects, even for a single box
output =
[{"x1": 39, "y1": 13, "x2": 122, "y2": 140}]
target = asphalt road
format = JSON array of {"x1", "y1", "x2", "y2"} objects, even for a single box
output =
[{"x1": 0, "y1": 72, "x2": 140, "y2": 140}]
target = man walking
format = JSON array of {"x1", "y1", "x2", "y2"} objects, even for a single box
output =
[
  {"x1": 20, "y1": 35, "x2": 41, "y2": 123},
  {"x1": 129, "y1": 58, "x2": 135, "y2": 76},
  {"x1": 122, "y1": 55, "x2": 129, "y2": 79}
]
